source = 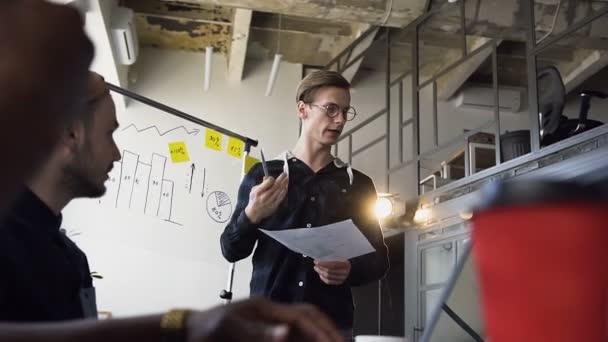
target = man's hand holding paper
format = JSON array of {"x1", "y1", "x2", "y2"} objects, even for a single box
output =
[{"x1": 260, "y1": 219, "x2": 376, "y2": 263}]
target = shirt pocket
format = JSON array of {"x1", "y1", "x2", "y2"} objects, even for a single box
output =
[
  {"x1": 260, "y1": 194, "x2": 292, "y2": 229},
  {"x1": 327, "y1": 185, "x2": 353, "y2": 223}
]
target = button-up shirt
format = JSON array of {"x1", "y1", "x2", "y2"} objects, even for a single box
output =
[
  {"x1": 221, "y1": 154, "x2": 389, "y2": 329},
  {"x1": 0, "y1": 188, "x2": 94, "y2": 322}
]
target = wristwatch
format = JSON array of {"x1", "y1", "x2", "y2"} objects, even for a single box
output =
[{"x1": 160, "y1": 309, "x2": 190, "y2": 342}]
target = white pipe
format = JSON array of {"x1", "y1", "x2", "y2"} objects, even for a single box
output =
[
  {"x1": 204, "y1": 45, "x2": 213, "y2": 91},
  {"x1": 265, "y1": 54, "x2": 282, "y2": 96}
]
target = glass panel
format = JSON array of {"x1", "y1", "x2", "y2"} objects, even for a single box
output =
[
  {"x1": 463, "y1": 0, "x2": 521, "y2": 53},
  {"x1": 535, "y1": 1, "x2": 608, "y2": 43},
  {"x1": 536, "y1": 13, "x2": 608, "y2": 149},
  {"x1": 435, "y1": 62, "x2": 497, "y2": 147},
  {"x1": 421, "y1": 242, "x2": 456, "y2": 285},
  {"x1": 418, "y1": 2, "x2": 464, "y2": 85},
  {"x1": 424, "y1": 253, "x2": 484, "y2": 342},
  {"x1": 419, "y1": 139, "x2": 465, "y2": 193},
  {"x1": 389, "y1": 28, "x2": 413, "y2": 84},
  {"x1": 419, "y1": 82, "x2": 436, "y2": 154},
  {"x1": 421, "y1": 288, "x2": 444, "y2": 325}
]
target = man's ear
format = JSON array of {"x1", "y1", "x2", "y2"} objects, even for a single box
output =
[
  {"x1": 62, "y1": 121, "x2": 86, "y2": 154},
  {"x1": 297, "y1": 101, "x2": 308, "y2": 120}
]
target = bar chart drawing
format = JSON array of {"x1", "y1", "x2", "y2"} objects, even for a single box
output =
[
  {"x1": 104, "y1": 150, "x2": 181, "y2": 225},
  {"x1": 158, "y1": 180, "x2": 175, "y2": 221},
  {"x1": 116, "y1": 150, "x2": 139, "y2": 209},
  {"x1": 131, "y1": 162, "x2": 151, "y2": 213},
  {"x1": 144, "y1": 153, "x2": 167, "y2": 217}
]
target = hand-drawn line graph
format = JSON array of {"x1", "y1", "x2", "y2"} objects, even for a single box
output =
[
  {"x1": 206, "y1": 191, "x2": 232, "y2": 223},
  {"x1": 104, "y1": 149, "x2": 182, "y2": 226},
  {"x1": 121, "y1": 123, "x2": 200, "y2": 136}
]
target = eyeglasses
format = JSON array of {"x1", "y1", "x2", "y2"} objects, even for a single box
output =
[{"x1": 308, "y1": 103, "x2": 357, "y2": 121}]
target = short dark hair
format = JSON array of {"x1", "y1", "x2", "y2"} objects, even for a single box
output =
[{"x1": 295, "y1": 70, "x2": 350, "y2": 103}]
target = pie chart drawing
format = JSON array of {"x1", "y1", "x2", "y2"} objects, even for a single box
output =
[{"x1": 206, "y1": 191, "x2": 233, "y2": 223}]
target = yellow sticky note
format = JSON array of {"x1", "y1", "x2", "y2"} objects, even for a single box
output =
[
  {"x1": 168, "y1": 141, "x2": 190, "y2": 163},
  {"x1": 244, "y1": 155, "x2": 260, "y2": 174},
  {"x1": 205, "y1": 129, "x2": 222, "y2": 151},
  {"x1": 227, "y1": 137, "x2": 244, "y2": 159}
]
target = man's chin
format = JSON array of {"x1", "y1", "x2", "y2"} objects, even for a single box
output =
[
  {"x1": 324, "y1": 137, "x2": 340, "y2": 146},
  {"x1": 81, "y1": 185, "x2": 106, "y2": 199}
]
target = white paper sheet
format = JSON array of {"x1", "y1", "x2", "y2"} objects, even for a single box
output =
[{"x1": 259, "y1": 219, "x2": 375, "y2": 261}]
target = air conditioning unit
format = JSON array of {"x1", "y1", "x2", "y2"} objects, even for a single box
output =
[
  {"x1": 455, "y1": 85, "x2": 523, "y2": 113},
  {"x1": 111, "y1": 7, "x2": 138, "y2": 65}
]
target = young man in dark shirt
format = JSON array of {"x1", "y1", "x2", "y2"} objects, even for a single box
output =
[
  {"x1": 221, "y1": 70, "x2": 390, "y2": 339},
  {"x1": 0, "y1": 71, "x2": 121, "y2": 321}
]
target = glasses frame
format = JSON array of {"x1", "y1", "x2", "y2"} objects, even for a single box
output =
[{"x1": 307, "y1": 102, "x2": 357, "y2": 121}]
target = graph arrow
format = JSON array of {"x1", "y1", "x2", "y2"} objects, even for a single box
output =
[
  {"x1": 201, "y1": 168, "x2": 206, "y2": 198},
  {"x1": 189, "y1": 163, "x2": 195, "y2": 194}
]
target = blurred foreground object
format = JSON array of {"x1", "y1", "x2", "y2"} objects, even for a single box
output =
[{"x1": 472, "y1": 179, "x2": 608, "y2": 342}]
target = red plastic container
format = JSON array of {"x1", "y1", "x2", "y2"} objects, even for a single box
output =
[{"x1": 473, "y1": 201, "x2": 608, "y2": 342}]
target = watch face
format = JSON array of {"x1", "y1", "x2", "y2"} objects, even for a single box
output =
[{"x1": 161, "y1": 309, "x2": 190, "y2": 339}]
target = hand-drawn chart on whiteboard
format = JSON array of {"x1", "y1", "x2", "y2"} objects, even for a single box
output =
[{"x1": 96, "y1": 123, "x2": 242, "y2": 228}]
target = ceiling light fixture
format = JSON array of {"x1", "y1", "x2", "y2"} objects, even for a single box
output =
[
  {"x1": 204, "y1": 45, "x2": 213, "y2": 91},
  {"x1": 265, "y1": 14, "x2": 282, "y2": 96}
]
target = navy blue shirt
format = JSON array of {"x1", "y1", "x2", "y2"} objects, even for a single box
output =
[
  {"x1": 0, "y1": 188, "x2": 93, "y2": 322},
  {"x1": 221, "y1": 155, "x2": 389, "y2": 329}
]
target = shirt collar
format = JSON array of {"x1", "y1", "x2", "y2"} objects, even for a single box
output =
[
  {"x1": 280, "y1": 150, "x2": 354, "y2": 185},
  {"x1": 11, "y1": 187, "x2": 63, "y2": 235},
  {"x1": 282, "y1": 150, "x2": 349, "y2": 169}
]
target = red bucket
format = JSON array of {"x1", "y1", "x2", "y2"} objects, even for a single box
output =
[{"x1": 473, "y1": 201, "x2": 608, "y2": 342}]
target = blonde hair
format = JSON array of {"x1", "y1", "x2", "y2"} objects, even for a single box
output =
[{"x1": 295, "y1": 70, "x2": 350, "y2": 103}]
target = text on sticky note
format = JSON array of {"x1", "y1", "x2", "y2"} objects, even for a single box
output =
[
  {"x1": 227, "y1": 137, "x2": 244, "y2": 159},
  {"x1": 169, "y1": 141, "x2": 190, "y2": 163},
  {"x1": 205, "y1": 129, "x2": 222, "y2": 151}
]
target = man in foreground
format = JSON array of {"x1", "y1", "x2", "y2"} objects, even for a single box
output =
[{"x1": 0, "y1": 1, "x2": 342, "y2": 341}]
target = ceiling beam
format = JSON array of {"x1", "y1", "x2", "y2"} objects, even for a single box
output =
[
  {"x1": 160, "y1": 0, "x2": 427, "y2": 28},
  {"x1": 228, "y1": 9, "x2": 253, "y2": 82},
  {"x1": 251, "y1": 12, "x2": 353, "y2": 36},
  {"x1": 126, "y1": 0, "x2": 232, "y2": 22},
  {"x1": 339, "y1": 25, "x2": 379, "y2": 84},
  {"x1": 415, "y1": 0, "x2": 606, "y2": 43},
  {"x1": 247, "y1": 28, "x2": 359, "y2": 66},
  {"x1": 436, "y1": 37, "x2": 498, "y2": 100},
  {"x1": 133, "y1": 13, "x2": 231, "y2": 53},
  {"x1": 561, "y1": 49, "x2": 608, "y2": 93}
]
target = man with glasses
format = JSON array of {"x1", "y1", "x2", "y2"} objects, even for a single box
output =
[{"x1": 221, "y1": 70, "x2": 389, "y2": 340}]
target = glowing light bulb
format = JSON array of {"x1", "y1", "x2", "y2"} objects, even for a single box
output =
[{"x1": 375, "y1": 197, "x2": 393, "y2": 220}]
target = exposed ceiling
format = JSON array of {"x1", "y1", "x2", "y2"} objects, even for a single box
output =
[{"x1": 121, "y1": 0, "x2": 608, "y2": 93}]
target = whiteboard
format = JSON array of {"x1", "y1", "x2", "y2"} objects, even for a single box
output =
[{"x1": 63, "y1": 96, "x2": 254, "y2": 317}]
